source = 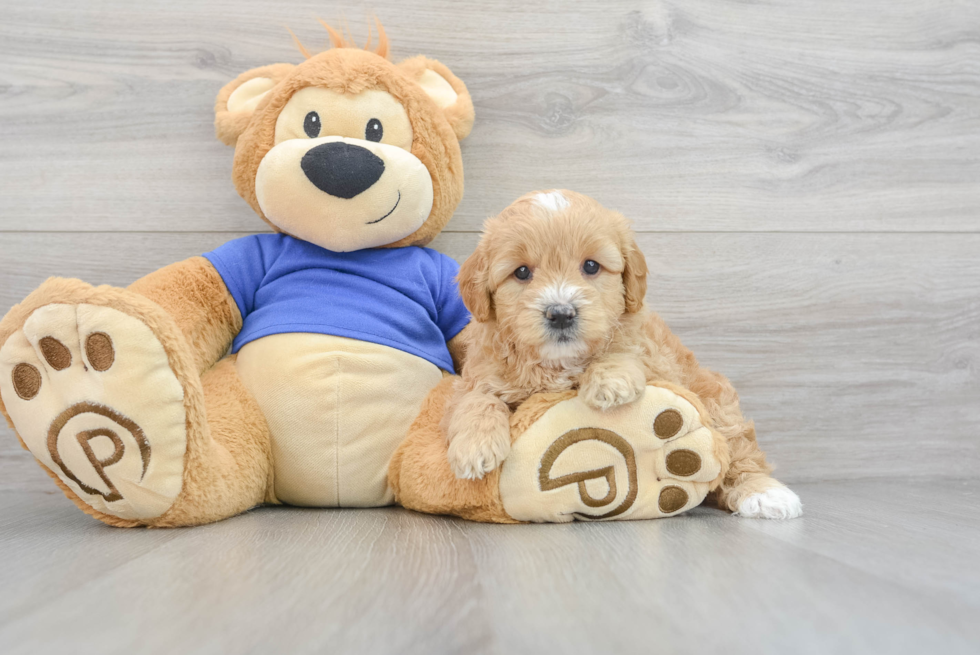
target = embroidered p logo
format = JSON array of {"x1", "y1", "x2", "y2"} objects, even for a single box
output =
[
  {"x1": 498, "y1": 386, "x2": 725, "y2": 523},
  {"x1": 47, "y1": 402, "x2": 151, "y2": 503},
  {"x1": 538, "y1": 427, "x2": 638, "y2": 520}
]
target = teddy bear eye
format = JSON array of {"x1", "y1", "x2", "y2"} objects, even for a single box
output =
[
  {"x1": 583, "y1": 260, "x2": 600, "y2": 275},
  {"x1": 365, "y1": 118, "x2": 383, "y2": 142},
  {"x1": 514, "y1": 265, "x2": 532, "y2": 281},
  {"x1": 304, "y1": 111, "x2": 321, "y2": 138}
]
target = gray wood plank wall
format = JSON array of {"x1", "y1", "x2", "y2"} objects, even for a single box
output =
[{"x1": 1, "y1": 0, "x2": 978, "y2": 491}]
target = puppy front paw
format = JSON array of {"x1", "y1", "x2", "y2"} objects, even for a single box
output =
[
  {"x1": 447, "y1": 426, "x2": 511, "y2": 480},
  {"x1": 580, "y1": 365, "x2": 645, "y2": 411},
  {"x1": 444, "y1": 389, "x2": 513, "y2": 480}
]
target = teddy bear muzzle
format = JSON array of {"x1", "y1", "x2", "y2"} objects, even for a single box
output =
[{"x1": 254, "y1": 135, "x2": 434, "y2": 253}]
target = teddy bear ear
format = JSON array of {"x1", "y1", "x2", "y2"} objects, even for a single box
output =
[
  {"x1": 398, "y1": 56, "x2": 475, "y2": 141},
  {"x1": 214, "y1": 63, "x2": 296, "y2": 146}
]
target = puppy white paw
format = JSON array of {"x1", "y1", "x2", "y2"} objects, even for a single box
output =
[
  {"x1": 736, "y1": 487, "x2": 803, "y2": 520},
  {"x1": 580, "y1": 370, "x2": 645, "y2": 411},
  {"x1": 447, "y1": 426, "x2": 511, "y2": 480}
]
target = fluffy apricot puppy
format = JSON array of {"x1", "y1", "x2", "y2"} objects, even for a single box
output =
[{"x1": 446, "y1": 190, "x2": 802, "y2": 519}]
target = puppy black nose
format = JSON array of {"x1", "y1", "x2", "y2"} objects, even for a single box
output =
[
  {"x1": 301, "y1": 142, "x2": 385, "y2": 199},
  {"x1": 545, "y1": 304, "x2": 577, "y2": 330}
]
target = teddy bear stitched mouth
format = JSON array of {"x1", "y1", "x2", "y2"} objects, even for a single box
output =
[{"x1": 366, "y1": 191, "x2": 401, "y2": 225}]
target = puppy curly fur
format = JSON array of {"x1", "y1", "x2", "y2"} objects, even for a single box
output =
[{"x1": 446, "y1": 189, "x2": 800, "y2": 516}]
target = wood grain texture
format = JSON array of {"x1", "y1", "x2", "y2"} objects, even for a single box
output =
[
  {"x1": 1, "y1": 480, "x2": 978, "y2": 654},
  {"x1": 2, "y1": 3, "x2": 979, "y2": 652},
  {"x1": 2, "y1": 231, "x2": 978, "y2": 484},
  {"x1": 0, "y1": 0, "x2": 979, "y2": 232}
]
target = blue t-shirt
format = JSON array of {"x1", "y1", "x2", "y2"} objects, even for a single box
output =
[{"x1": 203, "y1": 234, "x2": 469, "y2": 373}]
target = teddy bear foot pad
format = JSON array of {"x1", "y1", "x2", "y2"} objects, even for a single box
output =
[
  {"x1": 0, "y1": 303, "x2": 187, "y2": 521},
  {"x1": 499, "y1": 386, "x2": 722, "y2": 522}
]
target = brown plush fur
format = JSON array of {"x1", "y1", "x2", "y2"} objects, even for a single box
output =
[
  {"x1": 446, "y1": 331, "x2": 468, "y2": 373},
  {"x1": 214, "y1": 63, "x2": 297, "y2": 147},
  {"x1": 128, "y1": 257, "x2": 241, "y2": 375},
  {"x1": 389, "y1": 383, "x2": 583, "y2": 523},
  {"x1": 397, "y1": 56, "x2": 475, "y2": 141},
  {"x1": 448, "y1": 190, "x2": 780, "y2": 511},
  {"x1": 0, "y1": 278, "x2": 273, "y2": 526},
  {"x1": 318, "y1": 18, "x2": 390, "y2": 59},
  {"x1": 217, "y1": 26, "x2": 473, "y2": 249},
  {"x1": 389, "y1": 377, "x2": 516, "y2": 523},
  {"x1": 153, "y1": 355, "x2": 275, "y2": 527}
]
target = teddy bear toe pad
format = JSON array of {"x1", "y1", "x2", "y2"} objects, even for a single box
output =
[
  {"x1": 0, "y1": 304, "x2": 187, "y2": 520},
  {"x1": 499, "y1": 386, "x2": 721, "y2": 523}
]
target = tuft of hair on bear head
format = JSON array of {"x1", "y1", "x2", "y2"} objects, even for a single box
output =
[{"x1": 287, "y1": 17, "x2": 390, "y2": 61}]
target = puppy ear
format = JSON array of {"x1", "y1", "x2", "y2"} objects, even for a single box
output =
[
  {"x1": 398, "y1": 56, "x2": 475, "y2": 141},
  {"x1": 214, "y1": 63, "x2": 295, "y2": 146},
  {"x1": 458, "y1": 242, "x2": 494, "y2": 322},
  {"x1": 621, "y1": 232, "x2": 649, "y2": 313}
]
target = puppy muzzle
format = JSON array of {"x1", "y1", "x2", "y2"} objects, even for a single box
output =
[{"x1": 544, "y1": 304, "x2": 578, "y2": 336}]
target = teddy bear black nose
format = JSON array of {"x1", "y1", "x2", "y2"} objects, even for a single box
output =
[{"x1": 301, "y1": 142, "x2": 385, "y2": 199}]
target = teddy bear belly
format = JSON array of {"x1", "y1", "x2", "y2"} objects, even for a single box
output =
[{"x1": 235, "y1": 332, "x2": 444, "y2": 507}]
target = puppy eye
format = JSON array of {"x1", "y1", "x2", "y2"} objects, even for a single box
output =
[
  {"x1": 514, "y1": 265, "x2": 532, "y2": 281},
  {"x1": 583, "y1": 260, "x2": 601, "y2": 275},
  {"x1": 365, "y1": 118, "x2": 383, "y2": 142},
  {"x1": 304, "y1": 111, "x2": 321, "y2": 138}
]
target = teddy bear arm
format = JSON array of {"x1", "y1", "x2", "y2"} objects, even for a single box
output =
[
  {"x1": 446, "y1": 331, "x2": 467, "y2": 373},
  {"x1": 127, "y1": 257, "x2": 242, "y2": 375}
]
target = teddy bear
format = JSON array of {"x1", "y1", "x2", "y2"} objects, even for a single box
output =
[{"x1": 0, "y1": 24, "x2": 477, "y2": 527}]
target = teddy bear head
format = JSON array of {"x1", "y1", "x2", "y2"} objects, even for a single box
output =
[{"x1": 213, "y1": 22, "x2": 474, "y2": 252}]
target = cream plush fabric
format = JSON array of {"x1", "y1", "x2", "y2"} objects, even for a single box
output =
[
  {"x1": 236, "y1": 333, "x2": 442, "y2": 507},
  {"x1": 0, "y1": 304, "x2": 187, "y2": 520},
  {"x1": 499, "y1": 386, "x2": 722, "y2": 522}
]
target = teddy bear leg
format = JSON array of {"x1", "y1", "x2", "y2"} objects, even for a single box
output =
[
  {"x1": 0, "y1": 279, "x2": 272, "y2": 527},
  {"x1": 146, "y1": 355, "x2": 274, "y2": 527},
  {"x1": 393, "y1": 378, "x2": 731, "y2": 523},
  {"x1": 389, "y1": 377, "x2": 517, "y2": 523}
]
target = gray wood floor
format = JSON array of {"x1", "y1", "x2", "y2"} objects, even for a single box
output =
[
  {"x1": 1, "y1": 1, "x2": 978, "y2": 653},
  {"x1": 2, "y1": 479, "x2": 979, "y2": 654}
]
